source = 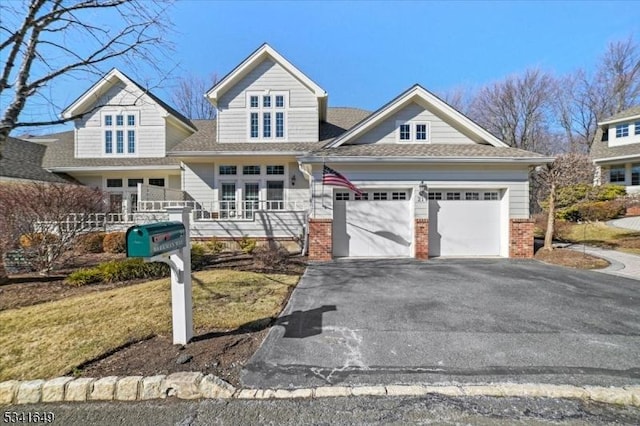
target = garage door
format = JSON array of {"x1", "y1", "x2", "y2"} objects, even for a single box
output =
[
  {"x1": 428, "y1": 190, "x2": 502, "y2": 257},
  {"x1": 333, "y1": 190, "x2": 412, "y2": 257}
]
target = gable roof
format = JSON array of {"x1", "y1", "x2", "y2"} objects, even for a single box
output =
[
  {"x1": 598, "y1": 106, "x2": 640, "y2": 126},
  {"x1": 326, "y1": 85, "x2": 508, "y2": 149},
  {"x1": 206, "y1": 43, "x2": 328, "y2": 120},
  {"x1": 0, "y1": 137, "x2": 72, "y2": 183},
  {"x1": 62, "y1": 68, "x2": 196, "y2": 132},
  {"x1": 168, "y1": 107, "x2": 371, "y2": 156}
]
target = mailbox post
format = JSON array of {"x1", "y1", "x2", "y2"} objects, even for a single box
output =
[{"x1": 125, "y1": 207, "x2": 193, "y2": 345}]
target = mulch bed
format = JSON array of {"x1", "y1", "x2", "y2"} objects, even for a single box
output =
[{"x1": 534, "y1": 247, "x2": 610, "y2": 269}]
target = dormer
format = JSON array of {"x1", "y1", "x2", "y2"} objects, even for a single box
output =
[
  {"x1": 206, "y1": 44, "x2": 327, "y2": 143},
  {"x1": 598, "y1": 107, "x2": 640, "y2": 148},
  {"x1": 62, "y1": 69, "x2": 195, "y2": 159}
]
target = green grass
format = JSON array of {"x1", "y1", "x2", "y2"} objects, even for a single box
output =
[
  {"x1": 0, "y1": 270, "x2": 299, "y2": 381},
  {"x1": 562, "y1": 222, "x2": 640, "y2": 255}
]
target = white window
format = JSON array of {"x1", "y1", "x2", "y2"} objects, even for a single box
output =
[
  {"x1": 610, "y1": 167, "x2": 626, "y2": 183},
  {"x1": 428, "y1": 192, "x2": 442, "y2": 200},
  {"x1": 243, "y1": 165, "x2": 261, "y2": 175},
  {"x1": 247, "y1": 91, "x2": 288, "y2": 141},
  {"x1": 148, "y1": 178, "x2": 165, "y2": 187},
  {"x1": 354, "y1": 192, "x2": 369, "y2": 201},
  {"x1": 267, "y1": 181, "x2": 284, "y2": 209},
  {"x1": 128, "y1": 178, "x2": 143, "y2": 188},
  {"x1": 335, "y1": 192, "x2": 350, "y2": 201},
  {"x1": 397, "y1": 121, "x2": 430, "y2": 143},
  {"x1": 635, "y1": 121, "x2": 640, "y2": 135},
  {"x1": 219, "y1": 165, "x2": 237, "y2": 175},
  {"x1": 267, "y1": 165, "x2": 284, "y2": 175},
  {"x1": 106, "y1": 178, "x2": 122, "y2": 188},
  {"x1": 616, "y1": 124, "x2": 629, "y2": 138},
  {"x1": 392, "y1": 192, "x2": 407, "y2": 200},
  {"x1": 103, "y1": 111, "x2": 137, "y2": 155}
]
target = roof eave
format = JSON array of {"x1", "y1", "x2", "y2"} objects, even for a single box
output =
[
  {"x1": 297, "y1": 155, "x2": 554, "y2": 164},
  {"x1": 46, "y1": 165, "x2": 182, "y2": 172},
  {"x1": 593, "y1": 153, "x2": 640, "y2": 164},
  {"x1": 598, "y1": 114, "x2": 640, "y2": 126},
  {"x1": 168, "y1": 150, "x2": 304, "y2": 157}
]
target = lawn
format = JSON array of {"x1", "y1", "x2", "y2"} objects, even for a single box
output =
[
  {"x1": 561, "y1": 222, "x2": 640, "y2": 255},
  {"x1": 0, "y1": 270, "x2": 299, "y2": 381}
]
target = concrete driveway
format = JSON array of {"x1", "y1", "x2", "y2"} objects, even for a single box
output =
[{"x1": 242, "y1": 259, "x2": 640, "y2": 388}]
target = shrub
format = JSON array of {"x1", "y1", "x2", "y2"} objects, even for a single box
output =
[
  {"x1": 205, "y1": 238, "x2": 225, "y2": 254},
  {"x1": 103, "y1": 232, "x2": 126, "y2": 253},
  {"x1": 595, "y1": 184, "x2": 626, "y2": 201},
  {"x1": 64, "y1": 258, "x2": 170, "y2": 286},
  {"x1": 66, "y1": 268, "x2": 104, "y2": 286},
  {"x1": 19, "y1": 233, "x2": 58, "y2": 249},
  {"x1": 252, "y1": 244, "x2": 290, "y2": 271},
  {"x1": 74, "y1": 232, "x2": 105, "y2": 253},
  {"x1": 191, "y1": 243, "x2": 207, "y2": 270},
  {"x1": 238, "y1": 236, "x2": 257, "y2": 254},
  {"x1": 574, "y1": 200, "x2": 626, "y2": 222}
]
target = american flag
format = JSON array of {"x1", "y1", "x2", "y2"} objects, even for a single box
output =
[{"x1": 322, "y1": 165, "x2": 363, "y2": 196}]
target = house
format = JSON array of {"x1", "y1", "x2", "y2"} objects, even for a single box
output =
[
  {"x1": 29, "y1": 43, "x2": 552, "y2": 260},
  {"x1": 591, "y1": 106, "x2": 640, "y2": 194}
]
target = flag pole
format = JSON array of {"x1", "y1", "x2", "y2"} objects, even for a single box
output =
[{"x1": 321, "y1": 158, "x2": 326, "y2": 209}]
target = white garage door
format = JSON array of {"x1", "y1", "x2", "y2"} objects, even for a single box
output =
[
  {"x1": 333, "y1": 190, "x2": 412, "y2": 257},
  {"x1": 428, "y1": 190, "x2": 502, "y2": 257}
]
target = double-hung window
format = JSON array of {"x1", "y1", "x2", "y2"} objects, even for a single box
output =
[
  {"x1": 248, "y1": 92, "x2": 287, "y2": 141},
  {"x1": 610, "y1": 167, "x2": 626, "y2": 183}
]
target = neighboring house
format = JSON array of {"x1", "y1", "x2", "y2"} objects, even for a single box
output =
[
  {"x1": 0, "y1": 136, "x2": 71, "y2": 183},
  {"x1": 27, "y1": 43, "x2": 552, "y2": 260},
  {"x1": 591, "y1": 106, "x2": 640, "y2": 194}
]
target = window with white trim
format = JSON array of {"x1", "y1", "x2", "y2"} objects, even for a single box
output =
[
  {"x1": 465, "y1": 192, "x2": 480, "y2": 200},
  {"x1": 354, "y1": 192, "x2": 369, "y2": 201},
  {"x1": 335, "y1": 192, "x2": 350, "y2": 201},
  {"x1": 428, "y1": 192, "x2": 442, "y2": 200},
  {"x1": 128, "y1": 178, "x2": 143, "y2": 188},
  {"x1": 247, "y1": 91, "x2": 288, "y2": 141},
  {"x1": 610, "y1": 167, "x2": 626, "y2": 183},
  {"x1": 446, "y1": 192, "x2": 461, "y2": 200},
  {"x1": 483, "y1": 192, "x2": 499, "y2": 200},
  {"x1": 616, "y1": 124, "x2": 629, "y2": 138},
  {"x1": 373, "y1": 192, "x2": 388, "y2": 201},
  {"x1": 243, "y1": 165, "x2": 261, "y2": 175},
  {"x1": 103, "y1": 112, "x2": 137, "y2": 155},
  {"x1": 106, "y1": 178, "x2": 123, "y2": 188},
  {"x1": 392, "y1": 192, "x2": 407, "y2": 200},
  {"x1": 635, "y1": 121, "x2": 640, "y2": 135},
  {"x1": 219, "y1": 165, "x2": 237, "y2": 175},
  {"x1": 632, "y1": 164, "x2": 640, "y2": 186},
  {"x1": 266, "y1": 165, "x2": 284, "y2": 175},
  {"x1": 396, "y1": 121, "x2": 430, "y2": 143},
  {"x1": 148, "y1": 178, "x2": 165, "y2": 187}
]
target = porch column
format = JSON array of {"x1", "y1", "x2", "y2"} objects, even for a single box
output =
[{"x1": 308, "y1": 219, "x2": 332, "y2": 261}]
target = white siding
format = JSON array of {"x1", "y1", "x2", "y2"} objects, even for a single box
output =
[
  {"x1": 309, "y1": 164, "x2": 530, "y2": 220},
  {"x1": 168, "y1": 174, "x2": 181, "y2": 190},
  {"x1": 349, "y1": 102, "x2": 475, "y2": 145},
  {"x1": 190, "y1": 211, "x2": 306, "y2": 239},
  {"x1": 183, "y1": 163, "x2": 215, "y2": 203},
  {"x1": 217, "y1": 59, "x2": 318, "y2": 143},
  {"x1": 166, "y1": 122, "x2": 192, "y2": 150},
  {"x1": 75, "y1": 82, "x2": 167, "y2": 158}
]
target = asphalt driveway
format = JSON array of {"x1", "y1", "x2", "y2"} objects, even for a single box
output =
[{"x1": 242, "y1": 259, "x2": 640, "y2": 388}]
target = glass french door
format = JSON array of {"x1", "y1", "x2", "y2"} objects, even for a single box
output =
[
  {"x1": 244, "y1": 182, "x2": 260, "y2": 219},
  {"x1": 220, "y1": 183, "x2": 236, "y2": 218}
]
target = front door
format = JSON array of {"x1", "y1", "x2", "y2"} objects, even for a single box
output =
[{"x1": 220, "y1": 183, "x2": 236, "y2": 219}]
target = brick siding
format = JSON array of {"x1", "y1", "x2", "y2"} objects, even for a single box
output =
[
  {"x1": 308, "y1": 219, "x2": 333, "y2": 261},
  {"x1": 509, "y1": 219, "x2": 534, "y2": 258},
  {"x1": 415, "y1": 219, "x2": 429, "y2": 259}
]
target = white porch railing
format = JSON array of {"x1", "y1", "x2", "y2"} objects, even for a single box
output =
[{"x1": 137, "y1": 200, "x2": 309, "y2": 221}]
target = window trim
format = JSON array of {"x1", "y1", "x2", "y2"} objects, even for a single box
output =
[
  {"x1": 609, "y1": 167, "x2": 626, "y2": 183},
  {"x1": 246, "y1": 91, "x2": 289, "y2": 141},
  {"x1": 396, "y1": 121, "x2": 430, "y2": 143},
  {"x1": 102, "y1": 110, "x2": 138, "y2": 156},
  {"x1": 616, "y1": 124, "x2": 630, "y2": 138}
]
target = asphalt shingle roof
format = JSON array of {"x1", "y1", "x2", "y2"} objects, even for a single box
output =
[
  {"x1": 0, "y1": 137, "x2": 71, "y2": 183},
  {"x1": 169, "y1": 107, "x2": 372, "y2": 154},
  {"x1": 35, "y1": 131, "x2": 180, "y2": 169},
  {"x1": 313, "y1": 143, "x2": 549, "y2": 158},
  {"x1": 591, "y1": 127, "x2": 640, "y2": 161},
  {"x1": 601, "y1": 106, "x2": 640, "y2": 123}
]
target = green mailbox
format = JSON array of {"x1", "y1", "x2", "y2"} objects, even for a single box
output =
[{"x1": 126, "y1": 222, "x2": 187, "y2": 258}]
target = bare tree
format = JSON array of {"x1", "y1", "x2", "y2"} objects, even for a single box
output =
[
  {"x1": 533, "y1": 153, "x2": 595, "y2": 251},
  {"x1": 0, "y1": 182, "x2": 107, "y2": 273},
  {"x1": 0, "y1": 0, "x2": 174, "y2": 155},
  {"x1": 438, "y1": 86, "x2": 472, "y2": 115},
  {"x1": 469, "y1": 69, "x2": 557, "y2": 154},
  {"x1": 170, "y1": 73, "x2": 218, "y2": 119},
  {"x1": 555, "y1": 36, "x2": 640, "y2": 152}
]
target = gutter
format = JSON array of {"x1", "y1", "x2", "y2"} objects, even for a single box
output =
[
  {"x1": 593, "y1": 153, "x2": 640, "y2": 164},
  {"x1": 46, "y1": 165, "x2": 182, "y2": 172},
  {"x1": 296, "y1": 155, "x2": 555, "y2": 165},
  {"x1": 168, "y1": 151, "x2": 308, "y2": 157}
]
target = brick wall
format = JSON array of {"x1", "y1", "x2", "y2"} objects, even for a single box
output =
[
  {"x1": 509, "y1": 219, "x2": 534, "y2": 258},
  {"x1": 308, "y1": 219, "x2": 333, "y2": 261},
  {"x1": 415, "y1": 219, "x2": 429, "y2": 259}
]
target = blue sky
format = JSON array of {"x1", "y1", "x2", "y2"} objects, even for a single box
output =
[{"x1": 9, "y1": 0, "x2": 640, "y2": 134}]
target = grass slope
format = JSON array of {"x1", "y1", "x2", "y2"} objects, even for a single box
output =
[{"x1": 0, "y1": 270, "x2": 298, "y2": 381}]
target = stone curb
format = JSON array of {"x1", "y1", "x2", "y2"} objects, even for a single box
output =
[{"x1": 1, "y1": 376, "x2": 638, "y2": 407}]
